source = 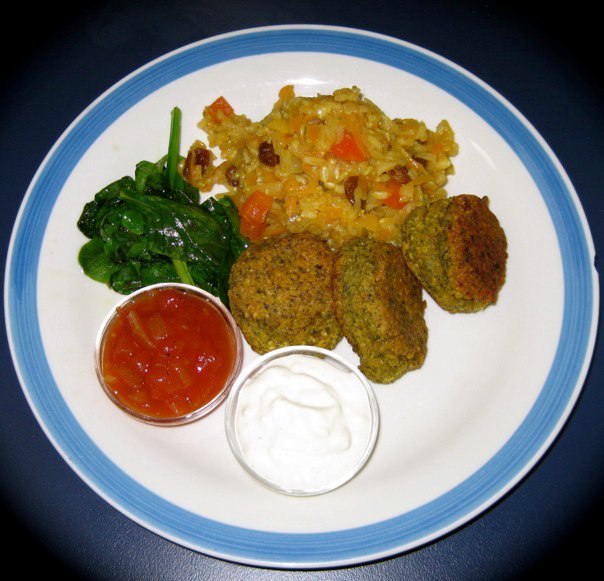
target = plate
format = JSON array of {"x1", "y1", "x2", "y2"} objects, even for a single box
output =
[{"x1": 4, "y1": 25, "x2": 599, "y2": 568}]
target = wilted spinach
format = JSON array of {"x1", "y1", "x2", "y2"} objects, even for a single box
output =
[{"x1": 77, "y1": 107, "x2": 248, "y2": 306}]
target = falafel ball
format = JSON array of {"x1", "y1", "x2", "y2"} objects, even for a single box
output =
[
  {"x1": 333, "y1": 237, "x2": 428, "y2": 384},
  {"x1": 228, "y1": 233, "x2": 343, "y2": 354},
  {"x1": 401, "y1": 194, "x2": 507, "y2": 313}
]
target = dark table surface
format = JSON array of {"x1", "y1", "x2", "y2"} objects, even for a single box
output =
[{"x1": 2, "y1": 2, "x2": 602, "y2": 578}]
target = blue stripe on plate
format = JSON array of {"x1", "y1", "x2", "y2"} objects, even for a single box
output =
[{"x1": 6, "y1": 26, "x2": 596, "y2": 566}]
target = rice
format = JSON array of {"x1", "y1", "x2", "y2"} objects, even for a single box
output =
[{"x1": 183, "y1": 86, "x2": 458, "y2": 249}]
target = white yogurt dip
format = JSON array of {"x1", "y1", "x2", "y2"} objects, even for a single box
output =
[{"x1": 227, "y1": 348, "x2": 379, "y2": 495}]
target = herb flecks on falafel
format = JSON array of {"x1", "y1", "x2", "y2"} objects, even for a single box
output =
[
  {"x1": 333, "y1": 237, "x2": 428, "y2": 384},
  {"x1": 228, "y1": 234, "x2": 343, "y2": 354}
]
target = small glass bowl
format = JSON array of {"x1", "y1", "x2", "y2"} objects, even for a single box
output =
[
  {"x1": 95, "y1": 282, "x2": 243, "y2": 426},
  {"x1": 224, "y1": 346, "x2": 380, "y2": 496}
]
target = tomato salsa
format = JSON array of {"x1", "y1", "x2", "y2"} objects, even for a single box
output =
[{"x1": 99, "y1": 286, "x2": 239, "y2": 422}]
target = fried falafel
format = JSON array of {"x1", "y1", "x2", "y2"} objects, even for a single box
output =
[
  {"x1": 228, "y1": 234, "x2": 342, "y2": 354},
  {"x1": 333, "y1": 237, "x2": 428, "y2": 384},
  {"x1": 401, "y1": 194, "x2": 507, "y2": 313}
]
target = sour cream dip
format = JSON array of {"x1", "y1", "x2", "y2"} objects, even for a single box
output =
[{"x1": 225, "y1": 347, "x2": 379, "y2": 495}]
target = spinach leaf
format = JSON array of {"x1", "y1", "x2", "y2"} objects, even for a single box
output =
[
  {"x1": 134, "y1": 158, "x2": 199, "y2": 205},
  {"x1": 77, "y1": 176, "x2": 135, "y2": 238},
  {"x1": 78, "y1": 238, "x2": 118, "y2": 284},
  {"x1": 118, "y1": 190, "x2": 227, "y2": 266},
  {"x1": 135, "y1": 158, "x2": 166, "y2": 194},
  {"x1": 202, "y1": 196, "x2": 248, "y2": 258},
  {"x1": 131, "y1": 108, "x2": 199, "y2": 206},
  {"x1": 76, "y1": 107, "x2": 249, "y2": 306}
]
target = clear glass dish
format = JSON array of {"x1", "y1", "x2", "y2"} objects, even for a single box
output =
[
  {"x1": 224, "y1": 345, "x2": 380, "y2": 496},
  {"x1": 95, "y1": 282, "x2": 243, "y2": 426}
]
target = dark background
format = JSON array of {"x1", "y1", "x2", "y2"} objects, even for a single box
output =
[{"x1": 1, "y1": 1, "x2": 602, "y2": 578}]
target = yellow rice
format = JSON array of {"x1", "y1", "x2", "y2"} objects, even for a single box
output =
[{"x1": 185, "y1": 85, "x2": 458, "y2": 250}]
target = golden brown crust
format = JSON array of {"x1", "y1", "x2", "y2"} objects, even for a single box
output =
[
  {"x1": 445, "y1": 195, "x2": 507, "y2": 307},
  {"x1": 401, "y1": 194, "x2": 507, "y2": 313},
  {"x1": 228, "y1": 234, "x2": 342, "y2": 354}
]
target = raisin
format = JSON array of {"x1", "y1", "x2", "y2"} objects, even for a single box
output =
[
  {"x1": 225, "y1": 165, "x2": 240, "y2": 187},
  {"x1": 183, "y1": 147, "x2": 211, "y2": 178},
  {"x1": 258, "y1": 141, "x2": 280, "y2": 166},
  {"x1": 344, "y1": 176, "x2": 359, "y2": 205},
  {"x1": 387, "y1": 165, "x2": 410, "y2": 184}
]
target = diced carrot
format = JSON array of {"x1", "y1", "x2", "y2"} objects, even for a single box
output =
[
  {"x1": 239, "y1": 191, "x2": 273, "y2": 240},
  {"x1": 289, "y1": 115, "x2": 306, "y2": 133},
  {"x1": 306, "y1": 124, "x2": 321, "y2": 142},
  {"x1": 329, "y1": 129, "x2": 366, "y2": 161},
  {"x1": 240, "y1": 221, "x2": 264, "y2": 241},
  {"x1": 278, "y1": 85, "x2": 295, "y2": 101},
  {"x1": 431, "y1": 141, "x2": 445, "y2": 155},
  {"x1": 206, "y1": 96, "x2": 234, "y2": 123},
  {"x1": 380, "y1": 180, "x2": 408, "y2": 209}
]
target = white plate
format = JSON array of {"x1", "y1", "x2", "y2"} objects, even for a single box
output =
[{"x1": 4, "y1": 25, "x2": 599, "y2": 568}]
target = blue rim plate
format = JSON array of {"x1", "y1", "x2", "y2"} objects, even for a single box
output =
[{"x1": 4, "y1": 25, "x2": 599, "y2": 568}]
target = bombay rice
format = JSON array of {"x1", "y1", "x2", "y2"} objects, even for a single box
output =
[{"x1": 184, "y1": 85, "x2": 458, "y2": 249}]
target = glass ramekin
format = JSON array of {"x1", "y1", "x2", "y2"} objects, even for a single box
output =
[
  {"x1": 224, "y1": 345, "x2": 380, "y2": 496},
  {"x1": 95, "y1": 282, "x2": 243, "y2": 426}
]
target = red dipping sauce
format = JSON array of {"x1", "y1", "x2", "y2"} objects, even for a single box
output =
[{"x1": 97, "y1": 284, "x2": 242, "y2": 425}]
